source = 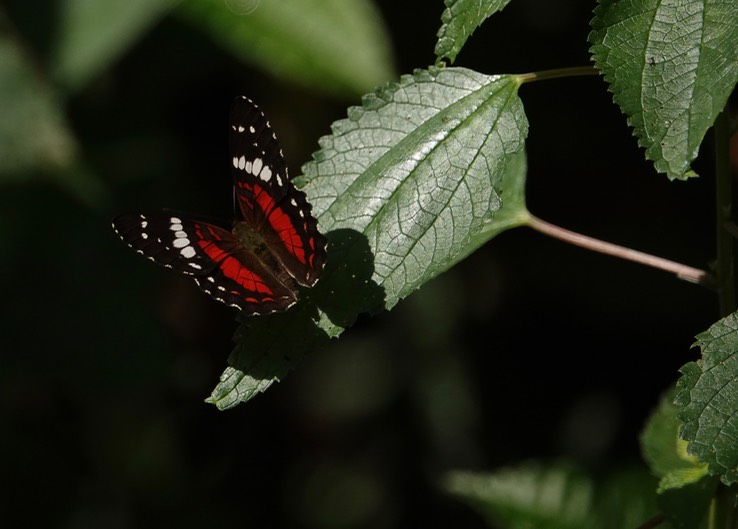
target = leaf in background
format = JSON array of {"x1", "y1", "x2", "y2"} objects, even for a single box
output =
[
  {"x1": 589, "y1": 0, "x2": 738, "y2": 180},
  {"x1": 445, "y1": 463, "x2": 659, "y2": 529},
  {"x1": 641, "y1": 387, "x2": 715, "y2": 529},
  {"x1": 435, "y1": 0, "x2": 513, "y2": 65},
  {"x1": 0, "y1": 31, "x2": 76, "y2": 177},
  {"x1": 676, "y1": 311, "x2": 738, "y2": 485},
  {"x1": 641, "y1": 386, "x2": 700, "y2": 479},
  {"x1": 52, "y1": 0, "x2": 179, "y2": 91},
  {"x1": 178, "y1": 0, "x2": 395, "y2": 97},
  {"x1": 210, "y1": 67, "x2": 530, "y2": 408},
  {"x1": 657, "y1": 473, "x2": 716, "y2": 529}
]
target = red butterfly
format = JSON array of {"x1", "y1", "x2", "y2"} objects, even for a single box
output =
[{"x1": 113, "y1": 96, "x2": 327, "y2": 314}]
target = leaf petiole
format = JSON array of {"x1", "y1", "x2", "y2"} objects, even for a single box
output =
[{"x1": 525, "y1": 213, "x2": 713, "y2": 287}]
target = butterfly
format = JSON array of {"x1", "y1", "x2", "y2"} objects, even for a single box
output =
[{"x1": 112, "y1": 96, "x2": 327, "y2": 314}]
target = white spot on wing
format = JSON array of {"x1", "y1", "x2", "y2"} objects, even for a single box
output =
[
  {"x1": 173, "y1": 238, "x2": 190, "y2": 249},
  {"x1": 181, "y1": 246, "x2": 196, "y2": 259},
  {"x1": 260, "y1": 165, "x2": 272, "y2": 181},
  {"x1": 252, "y1": 157, "x2": 263, "y2": 177}
]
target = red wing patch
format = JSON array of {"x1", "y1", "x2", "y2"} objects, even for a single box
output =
[{"x1": 112, "y1": 95, "x2": 326, "y2": 314}]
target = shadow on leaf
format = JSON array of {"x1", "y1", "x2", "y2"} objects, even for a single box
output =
[{"x1": 210, "y1": 228, "x2": 385, "y2": 408}]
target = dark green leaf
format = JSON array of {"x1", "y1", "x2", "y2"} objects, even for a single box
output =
[
  {"x1": 206, "y1": 304, "x2": 329, "y2": 409},
  {"x1": 657, "y1": 472, "x2": 715, "y2": 529},
  {"x1": 589, "y1": 0, "x2": 738, "y2": 180},
  {"x1": 435, "y1": 0, "x2": 513, "y2": 65},
  {"x1": 676, "y1": 311, "x2": 738, "y2": 485}
]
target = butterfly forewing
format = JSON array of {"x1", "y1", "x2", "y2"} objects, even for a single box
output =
[
  {"x1": 229, "y1": 96, "x2": 327, "y2": 287},
  {"x1": 113, "y1": 213, "x2": 227, "y2": 275},
  {"x1": 112, "y1": 213, "x2": 297, "y2": 313}
]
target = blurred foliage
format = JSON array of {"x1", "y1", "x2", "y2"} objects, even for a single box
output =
[
  {"x1": 446, "y1": 463, "x2": 659, "y2": 529},
  {"x1": 0, "y1": 23, "x2": 78, "y2": 180}
]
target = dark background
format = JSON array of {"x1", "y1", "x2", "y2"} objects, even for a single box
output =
[{"x1": 1, "y1": 0, "x2": 720, "y2": 527}]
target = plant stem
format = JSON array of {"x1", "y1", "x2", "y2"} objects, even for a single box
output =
[
  {"x1": 517, "y1": 66, "x2": 600, "y2": 84},
  {"x1": 714, "y1": 108, "x2": 736, "y2": 316},
  {"x1": 525, "y1": 214, "x2": 713, "y2": 287},
  {"x1": 709, "y1": 484, "x2": 738, "y2": 529},
  {"x1": 710, "y1": 106, "x2": 738, "y2": 529}
]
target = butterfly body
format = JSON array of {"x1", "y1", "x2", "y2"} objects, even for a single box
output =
[{"x1": 113, "y1": 97, "x2": 327, "y2": 314}]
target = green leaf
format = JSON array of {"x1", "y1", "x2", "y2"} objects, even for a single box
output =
[
  {"x1": 675, "y1": 311, "x2": 738, "y2": 485},
  {"x1": 445, "y1": 463, "x2": 659, "y2": 529},
  {"x1": 589, "y1": 0, "x2": 738, "y2": 180},
  {"x1": 435, "y1": 0, "x2": 513, "y2": 65},
  {"x1": 0, "y1": 23, "x2": 106, "y2": 205},
  {"x1": 177, "y1": 0, "x2": 395, "y2": 97},
  {"x1": 641, "y1": 387, "x2": 702, "y2": 479},
  {"x1": 306, "y1": 67, "x2": 529, "y2": 313},
  {"x1": 0, "y1": 32, "x2": 76, "y2": 177},
  {"x1": 641, "y1": 387, "x2": 714, "y2": 529},
  {"x1": 210, "y1": 67, "x2": 530, "y2": 408},
  {"x1": 656, "y1": 472, "x2": 715, "y2": 529},
  {"x1": 206, "y1": 304, "x2": 329, "y2": 409},
  {"x1": 51, "y1": 0, "x2": 178, "y2": 91}
]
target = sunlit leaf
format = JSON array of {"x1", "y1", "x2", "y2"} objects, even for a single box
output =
[{"x1": 306, "y1": 67, "x2": 528, "y2": 313}]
